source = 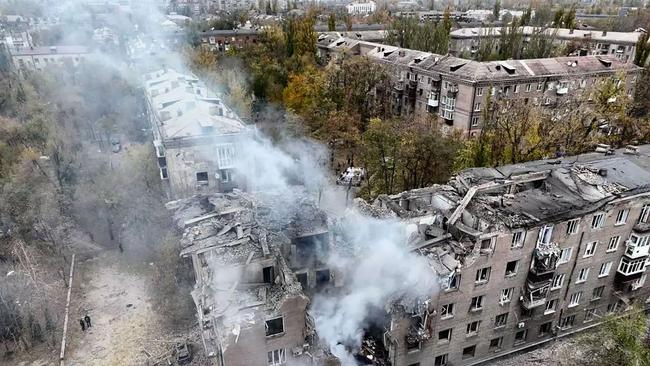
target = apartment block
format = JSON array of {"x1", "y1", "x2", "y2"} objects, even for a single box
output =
[
  {"x1": 10, "y1": 45, "x2": 89, "y2": 71},
  {"x1": 143, "y1": 68, "x2": 251, "y2": 200},
  {"x1": 450, "y1": 27, "x2": 646, "y2": 64},
  {"x1": 375, "y1": 144, "x2": 650, "y2": 366},
  {"x1": 318, "y1": 37, "x2": 641, "y2": 137}
]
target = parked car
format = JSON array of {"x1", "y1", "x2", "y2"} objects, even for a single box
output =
[
  {"x1": 110, "y1": 136, "x2": 121, "y2": 153},
  {"x1": 175, "y1": 342, "x2": 191, "y2": 365}
]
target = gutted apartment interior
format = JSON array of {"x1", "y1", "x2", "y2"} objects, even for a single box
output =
[{"x1": 169, "y1": 142, "x2": 650, "y2": 366}]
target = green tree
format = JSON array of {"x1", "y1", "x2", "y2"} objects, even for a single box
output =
[
  {"x1": 633, "y1": 31, "x2": 650, "y2": 66},
  {"x1": 553, "y1": 9, "x2": 565, "y2": 27},
  {"x1": 562, "y1": 6, "x2": 577, "y2": 29},
  {"x1": 328, "y1": 13, "x2": 336, "y2": 31},
  {"x1": 493, "y1": 0, "x2": 501, "y2": 20}
]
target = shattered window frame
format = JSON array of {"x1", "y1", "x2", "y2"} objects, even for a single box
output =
[
  {"x1": 592, "y1": 286, "x2": 605, "y2": 300},
  {"x1": 489, "y1": 336, "x2": 503, "y2": 350},
  {"x1": 558, "y1": 248, "x2": 573, "y2": 264},
  {"x1": 475, "y1": 267, "x2": 491, "y2": 284},
  {"x1": 551, "y1": 274, "x2": 565, "y2": 290},
  {"x1": 591, "y1": 213, "x2": 605, "y2": 229},
  {"x1": 437, "y1": 328, "x2": 452, "y2": 343},
  {"x1": 195, "y1": 171, "x2": 209, "y2": 184},
  {"x1": 615, "y1": 208, "x2": 630, "y2": 225},
  {"x1": 264, "y1": 316, "x2": 285, "y2": 337},
  {"x1": 566, "y1": 219, "x2": 580, "y2": 235},
  {"x1": 632, "y1": 273, "x2": 647, "y2": 290},
  {"x1": 539, "y1": 321, "x2": 553, "y2": 336},
  {"x1": 470, "y1": 295, "x2": 484, "y2": 311},
  {"x1": 434, "y1": 353, "x2": 448, "y2": 366},
  {"x1": 514, "y1": 329, "x2": 528, "y2": 344},
  {"x1": 446, "y1": 273, "x2": 461, "y2": 291},
  {"x1": 505, "y1": 260, "x2": 519, "y2": 277},
  {"x1": 440, "y1": 303, "x2": 454, "y2": 319},
  {"x1": 466, "y1": 320, "x2": 480, "y2": 335},
  {"x1": 499, "y1": 288, "x2": 513, "y2": 303},
  {"x1": 560, "y1": 314, "x2": 576, "y2": 329},
  {"x1": 511, "y1": 230, "x2": 525, "y2": 248},
  {"x1": 584, "y1": 242, "x2": 598, "y2": 257},
  {"x1": 267, "y1": 348, "x2": 286, "y2": 365},
  {"x1": 584, "y1": 308, "x2": 597, "y2": 322},
  {"x1": 494, "y1": 313, "x2": 508, "y2": 328},
  {"x1": 640, "y1": 204, "x2": 650, "y2": 224},
  {"x1": 462, "y1": 345, "x2": 476, "y2": 359},
  {"x1": 544, "y1": 299, "x2": 557, "y2": 314},
  {"x1": 607, "y1": 236, "x2": 620, "y2": 252}
]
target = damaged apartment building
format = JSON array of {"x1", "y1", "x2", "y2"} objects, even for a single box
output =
[
  {"x1": 169, "y1": 144, "x2": 650, "y2": 366},
  {"x1": 374, "y1": 144, "x2": 650, "y2": 366},
  {"x1": 168, "y1": 189, "x2": 342, "y2": 366},
  {"x1": 143, "y1": 68, "x2": 250, "y2": 199},
  {"x1": 317, "y1": 36, "x2": 641, "y2": 137}
]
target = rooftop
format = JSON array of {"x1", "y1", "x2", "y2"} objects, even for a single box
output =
[
  {"x1": 11, "y1": 45, "x2": 89, "y2": 56},
  {"x1": 450, "y1": 26, "x2": 644, "y2": 44}
]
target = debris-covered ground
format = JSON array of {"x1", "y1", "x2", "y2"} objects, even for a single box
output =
[{"x1": 486, "y1": 338, "x2": 581, "y2": 366}]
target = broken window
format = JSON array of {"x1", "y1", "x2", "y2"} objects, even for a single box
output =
[
  {"x1": 315, "y1": 269, "x2": 330, "y2": 286},
  {"x1": 438, "y1": 328, "x2": 452, "y2": 342},
  {"x1": 440, "y1": 303, "x2": 454, "y2": 318},
  {"x1": 640, "y1": 204, "x2": 650, "y2": 224},
  {"x1": 566, "y1": 219, "x2": 580, "y2": 235},
  {"x1": 466, "y1": 320, "x2": 480, "y2": 335},
  {"x1": 470, "y1": 296, "x2": 484, "y2": 311},
  {"x1": 434, "y1": 354, "x2": 448, "y2": 366},
  {"x1": 505, "y1": 260, "x2": 518, "y2": 276},
  {"x1": 599, "y1": 262, "x2": 612, "y2": 277},
  {"x1": 219, "y1": 169, "x2": 231, "y2": 183},
  {"x1": 406, "y1": 338, "x2": 421, "y2": 351},
  {"x1": 632, "y1": 273, "x2": 647, "y2": 289},
  {"x1": 514, "y1": 329, "x2": 527, "y2": 344},
  {"x1": 537, "y1": 225, "x2": 553, "y2": 245},
  {"x1": 263, "y1": 266, "x2": 274, "y2": 284},
  {"x1": 500, "y1": 288, "x2": 513, "y2": 303},
  {"x1": 489, "y1": 337, "x2": 503, "y2": 350},
  {"x1": 616, "y1": 209, "x2": 629, "y2": 225},
  {"x1": 462, "y1": 345, "x2": 476, "y2": 359},
  {"x1": 511, "y1": 231, "x2": 525, "y2": 248},
  {"x1": 569, "y1": 292, "x2": 582, "y2": 307},
  {"x1": 584, "y1": 308, "x2": 597, "y2": 322},
  {"x1": 544, "y1": 299, "x2": 557, "y2": 314},
  {"x1": 539, "y1": 322, "x2": 552, "y2": 335},
  {"x1": 196, "y1": 171, "x2": 209, "y2": 184},
  {"x1": 584, "y1": 242, "x2": 597, "y2": 257},
  {"x1": 267, "y1": 348, "x2": 286, "y2": 365},
  {"x1": 558, "y1": 248, "x2": 573, "y2": 264},
  {"x1": 215, "y1": 144, "x2": 235, "y2": 169},
  {"x1": 551, "y1": 274, "x2": 564, "y2": 289},
  {"x1": 494, "y1": 313, "x2": 508, "y2": 328},
  {"x1": 475, "y1": 267, "x2": 490, "y2": 283},
  {"x1": 607, "y1": 236, "x2": 620, "y2": 252},
  {"x1": 576, "y1": 267, "x2": 590, "y2": 283},
  {"x1": 446, "y1": 273, "x2": 460, "y2": 291},
  {"x1": 480, "y1": 237, "x2": 494, "y2": 251},
  {"x1": 160, "y1": 167, "x2": 169, "y2": 180},
  {"x1": 592, "y1": 286, "x2": 605, "y2": 300},
  {"x1": 591, "y1": 213, "x2": 605, "y2": 229},
  {"x1": 296, "y1": 273, "x2": 308, "y2": 289},
  {"x1": 559, "y1": 315, "x2": 575, "y2": 329},
  {"x1": 265, "y1": 317, "x2": 284, "y2": 336}
]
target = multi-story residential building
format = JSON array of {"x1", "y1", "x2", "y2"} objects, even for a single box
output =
[
  {"x1": 173, "y1": 141, "x2": 650, "y2": 366},
  {"x1": 10, "y1": 46, "x2": 90, "y2": 71},
  {"x1": 197, "y1": 29, "x2": 261, "y2": 51},
  {"x1": 450, "y1": 27, "x2": 646, "y2": 63},
  {"x1": 374, "y1": 144, "x2": 650, "y2": 366},
  {"x1": 143, "y1": 68, "x2": 250, "y2": 200},
  {"x1": 317, "y1": 37, "x2": 641, "y2": 137},
  {"x1": 346, "y1": 0, "x2": 377, "y2": 14}
]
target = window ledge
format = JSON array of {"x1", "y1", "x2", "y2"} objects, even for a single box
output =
[
  {"x1": 470, "y1": 308, "x2": 483, "y2": 313},
  {"x1": 440, "y1": 315, "x2": 454, "y2": 320},
  {"x1": 466, "y1": 332, "x2": 478, "y2": 338},
  {"x1": 475, "y1": 281, "x2": 488, "y2": 287},
  {"x1": 265, "y1": 332, "x2": 285, "y2": 339},
  {"x1": 614, "y1": 222, "x2": 627, "y2": 227},
  {"x1": 575, "y1": 280, "x2": 587, "y2": 284},
  {"x1": 598, "y1": 274, "x2": 609, "y2": 278},
  {"x1": 568, "y1": 304, "x2": 579, "y2": 308},
  {"x1": 505, "y1": 273, "x2": 517, "y2": 278},
  {"x1": 550, "y1": 287, "x2": 562, "y2": 291},
  {"x1": 606, "y1": 249, "x2": 617, "y2": 253},
  {"x1": 543, "y1": 310, "x2": 555, "y2": 315}
]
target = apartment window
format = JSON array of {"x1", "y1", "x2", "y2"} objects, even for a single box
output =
[
  {"x1": 475, "y1": 267, "x2": 491, "y2": 284},
  {"x1": 607, "y1": 302, "x2": 621, "y2": 313},
  {"x1": 616, "y1": 209, "x2": 629, "y2": 225},
  {"x1": 505, "y1": 260, "x2": 519, "y2": 276},
  {"x1": 446, "y1": 273, "x2": 460, "y2": 291},
  {"x1": 263, "y1": 266, "x2": 275, "y2": 284},
  {"x1": 466, "y1": 320, "x2": 481, "y2": 336},
  {"x1": 576, "y1": 267, "x2": 590, "y2": 283},
  {"x1": 267, "y1": 349, "x2": 286, "y2": 365},
  {"x1": 512, "y1": 231, "x2": 525, "y2": 248},
  {"x1": 566, "y1": 219, "x2": 580, "y2": 235},
  {"x1": 438, "y1": 328, "x2": 452, "y2": 343},
  {"x1": 584, "y1": 308, "x2": 597, "y2": 322},
  {"x1": 462, "y1": 345, "x2": 476, "y2": 359},
  {"x1": 526, "y1": 83, "x2": 532, "y2": 92},
  {"x1": 607, "y1": 236, "x2": 620, "y2": 252},
  {"x1": 599, "y1": 262, "x2": 612, "y2": 277},
  {"x1": 640, "y1": 204, "x2": 650, "y2": 223},
  {"x1": 545, "y1": 298, "x2": 557, "y2": 314},
  {"x1": 489, "y1": 337, "x2": 503, "y2": 350},
  {"x1": 219, "y1": 169, "x2": 231, "y2": 183},
  {"x1": 592, "y1": 285, "x2": 605, "y2": 300},
  {"x1": 539, "y1": 322, "x2": 553, "y2": 336},
  {"x1": 537, "y1": 83, "x2": 544, "y2": 91},
  {"x1": 196, "y1": 171, "x2": 209, "y2": 184},
  {"x1": 470, "y1": 295, "x2": 484, "y2": 311},
  {"x1": 434, "y1": 354, "x2": 448, "y2": 366},
  {"x1": 471, "y1": 116, "x2": 479, "y2": 127},
  {"x1": 580, "y1": 79, "x2": 587, "y2": 88},
  {"x1": 591, "y1": 213, "x2": 605, "y2": 229},
  {"x1": 584, "y1": 241, "x2": 597, "y2": 257},
  {"x1": 500, "y1": 288, "x2": 514, "y2": 303},
  {"x1": 512, "y1": 330, "x2": 527, "y2": 345},
  {"x1": 551, "y1": 274, "x2": 565, "y2": 290},
  {"x1": 537, "y1": 225, "x2": 553, "y2": 245},
  {"x1": 216, "y1": 143, "x2": 236, "y2": 168},
  {"x1": 560, "y1": 315, "x2": 576, "y2": 329},
  {"x1": 476, "y1": 87, "x2": 483, "y2": 96},
  {"x1": 494, "y1": 313, "x2": 508, "y2": 327},
  {"x1": 569, "y1": 292, "x2": 582, "y2": 307},
  {"x1": 558, "y1": 248, "x2": 573, "y2": 264},
  {"x1": 441, "y1": 303, "x2": 454, "y2": 318},
  {"x1": 473, "y1": 102, "x2": 481, "y2": 111},
  {"x1": 265, "y1": 317, "x2": 284, "y2": 336}
]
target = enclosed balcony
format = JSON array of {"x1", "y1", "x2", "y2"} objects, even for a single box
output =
[
  {"x1": 556, "y1": 83, "x2": 568, "y2": 95},
  {"x1": 427, "y1": 92, "x2": 439, "y2": 107},
  {"x1": 520, "y1": 280, "x2": 550, "y2": 309},
  {"x1": 528, "y1": 242, "x2": 560, "y2": 283},
  {"x1": 616, "y1": 256, "x2": 647, "y2": 279},
  {"x1": 624, "y1": 233, "x2": 650, "y2": 259}
]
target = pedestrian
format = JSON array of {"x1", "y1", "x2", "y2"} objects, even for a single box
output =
[
  {"x1": 79, "y1": 319, "x2": 86, "y2": 332},
  {"x1": 84, "y1": 315, "x2": 92, "y2": 328}
]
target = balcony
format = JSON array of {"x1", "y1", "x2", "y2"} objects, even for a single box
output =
[
  {"x1": 556, "y1": 86, "x2": 568, "y2": 95},
  {"x1": 393, "y1": 81, "x2": 404, "y2": 91},
  {"x1": 427, "y1": 98, "x2": 439, "y2": 107},
  {"x1": 520, "y1": 280, "x2": 550, "y2": 310},
  {"x1": 528, "y1": 243, "x2": 560, "y2": 282},
  {"x1": 633, "y1": 222, "x2": 650, "y2": 234},
  {"x1": 624, "y1": 234, "x2": 650, "y2": 259}
]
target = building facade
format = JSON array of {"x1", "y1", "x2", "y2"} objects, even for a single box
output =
[
  {"x1": 318, "y1": 37, "x2": 641, "y2": 137},
  {"x1": 143, "y1": 69, "x2": 250, "y2": 200},
  {"x1": 346, "y1": 0, "x2": 377, "y2": 14},
  {"x1": 10, "y1": 46, "x2": 89, "y2": 71},
  {"x1": 450, "y1": 27, "x2": 646, "y2": 64}
]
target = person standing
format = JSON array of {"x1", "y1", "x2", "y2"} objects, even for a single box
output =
[
  {"x1": 84, "y1": 315, "x2": 92, "y2": 328},
  {"x1": 79, "y1": 319, "x2": 86, "y2": 332}
]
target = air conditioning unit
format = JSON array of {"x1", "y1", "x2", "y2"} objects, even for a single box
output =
[{"x1": 517, "y1": 322, "x2": 525, "y2": 329}]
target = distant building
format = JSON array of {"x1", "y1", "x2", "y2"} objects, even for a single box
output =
[
  {"x1": 318, "y1": 37, "x2": 641, "y2": 136},
  {"x1": 197, "y1": 29, "x2": 260, "y2": 52},
  {"x1": 450, "y1": 27, "x2": 645, "y2": 64},
  {"x1": 346, "y1": 0, "x2": 376, "y2": 14},
  {"x1": 143, "y1": 69, "x2": 251, "y2": 199},
  {"x1": 10, "y1": 46, "x2": 90, "y2": 71}
]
